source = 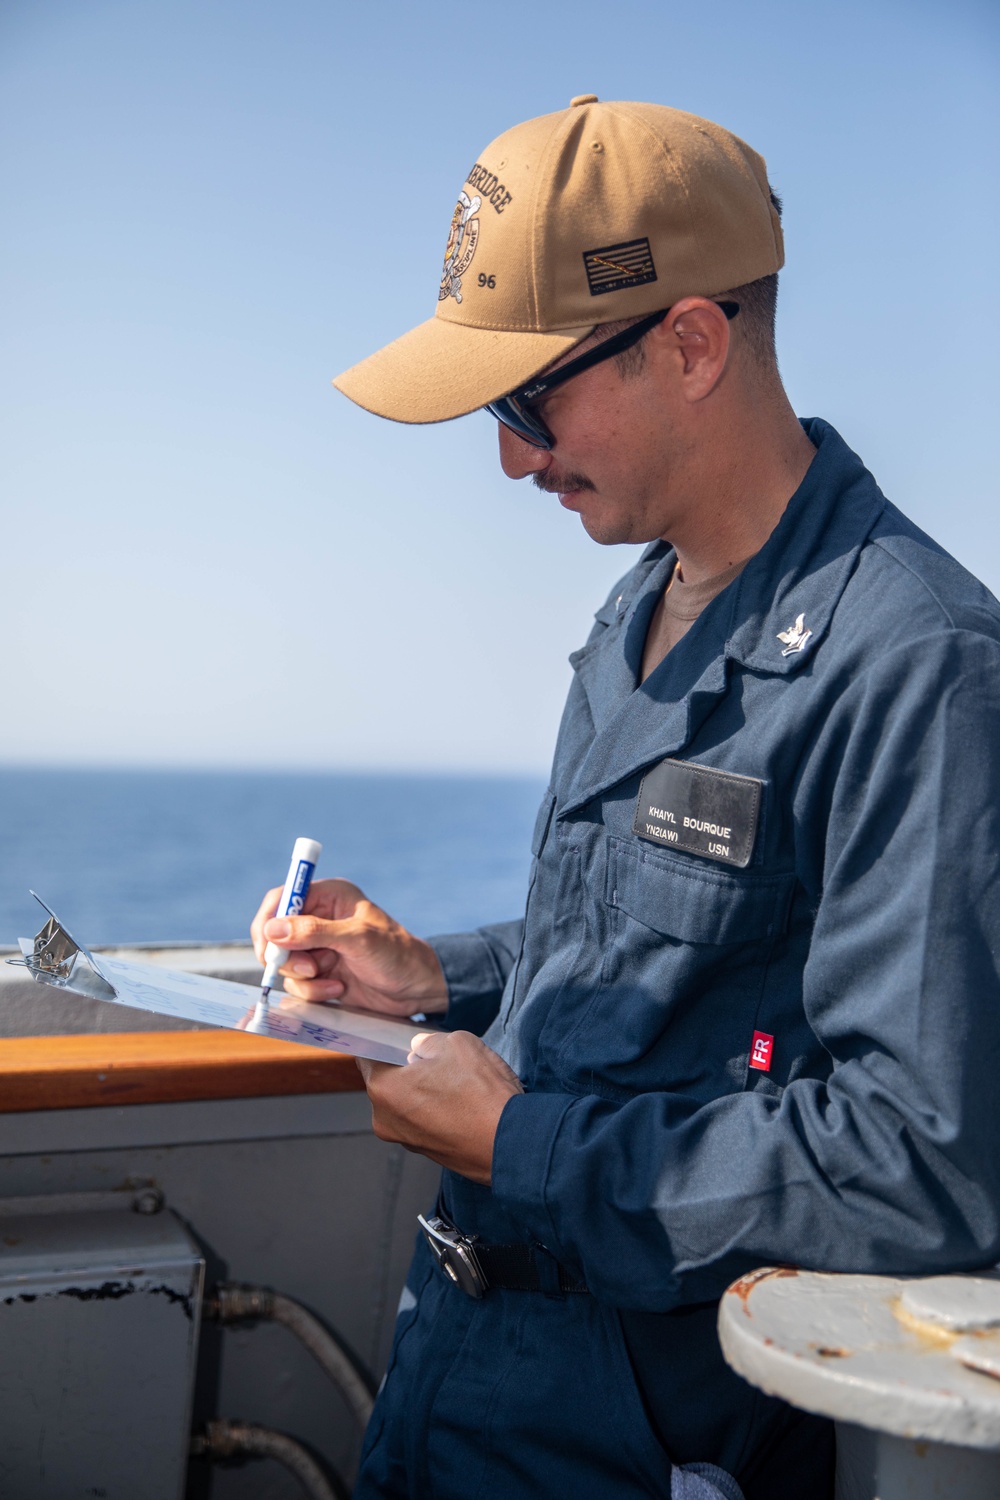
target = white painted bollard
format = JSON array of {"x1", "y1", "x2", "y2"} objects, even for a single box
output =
[{"x1": 718, "y1": 1267, "x2": 1000, "y2": 1500}]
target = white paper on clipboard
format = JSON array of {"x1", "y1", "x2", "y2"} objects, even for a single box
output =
[{"x1": 12, "y1": 895, "x2": 423, "y2": 1065}]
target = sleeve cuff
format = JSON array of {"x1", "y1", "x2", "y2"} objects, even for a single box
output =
[
  {"x1": 490, "y1": 1089, "x2": 575, "y2": 1251},
  {"x1": 426, "y1": 930, "x2": 508, "y2": 1036}
]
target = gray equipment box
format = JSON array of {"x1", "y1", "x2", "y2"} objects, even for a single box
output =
[{"x1": 0, "y1": 1196, "x2": 204, "y2": 1499}]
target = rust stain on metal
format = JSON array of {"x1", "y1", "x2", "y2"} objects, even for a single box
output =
[
  {"x1": 729, "y1": 1266, "x2": 798, "y2": 1315},
  {"x1": 814, "y1": 1346, "x2": 851, "y2": 1359},
  {"x1": 955, "y1": 1352, "x2": 1000, "y2": 1384},
  {"x1": 730, "y1": 1268, "x2": 775, "y2": 1309},
  {"x1": 891, "y1": 1297, "x2": 958, "y2": 1350}
]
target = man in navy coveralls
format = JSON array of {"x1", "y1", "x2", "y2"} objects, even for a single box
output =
[{"x1": 252, "y1": 98, "x2": 1000, "y2": 1499}]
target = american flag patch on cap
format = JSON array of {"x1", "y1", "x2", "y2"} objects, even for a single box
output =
[{"x1": 583, "y1": 237, "x2": 657, "y2": 296}]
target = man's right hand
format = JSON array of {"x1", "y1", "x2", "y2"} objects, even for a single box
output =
[{"x1": 250, "y1": 878, "x2": 449, "y2": 1015}]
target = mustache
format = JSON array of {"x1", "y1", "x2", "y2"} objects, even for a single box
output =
[{"x1": 530, "y1": 470, "x2": 596, "y2": 495}]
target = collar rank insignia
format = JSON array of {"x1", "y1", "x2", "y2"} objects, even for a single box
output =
[{"x1": 776, "y1": 613, "x2": 812, "y2": 657}]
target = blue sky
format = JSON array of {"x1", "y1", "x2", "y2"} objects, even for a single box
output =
[{"x1": 2, "y1": 0, "x2": 997, "y2": 773}]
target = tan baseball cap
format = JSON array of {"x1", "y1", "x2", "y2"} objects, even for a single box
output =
[{"x1": 333, "y1": 96, "x2": 783, "y2": 424}]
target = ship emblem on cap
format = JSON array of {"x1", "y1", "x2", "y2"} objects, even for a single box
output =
[
  {"x1": 776, "y1": 613, "x2": 812, "y2": 657},
  {"x1": 439, "y1": 191, "x2": 481, "y2": 304}
]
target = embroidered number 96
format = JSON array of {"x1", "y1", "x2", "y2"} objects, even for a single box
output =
[{"x1": 478, "y1": 273, "x2": 496, "y2": 289}]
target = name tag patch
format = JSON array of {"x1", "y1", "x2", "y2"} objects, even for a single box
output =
[{"x1": 633, "y1": 759, "x2": 762, "y2": 868}]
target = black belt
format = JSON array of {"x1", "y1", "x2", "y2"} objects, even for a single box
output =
[{"x1": 419, "y1": 1213, "x2": 588, "y2": 1299}]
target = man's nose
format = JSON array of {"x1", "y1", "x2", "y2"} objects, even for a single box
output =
[{"x1": 498, "y1": 422, "x2": 552, "y2": 480}]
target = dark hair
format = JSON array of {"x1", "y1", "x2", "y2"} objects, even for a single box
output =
[
  {"x1": 719, "y1": 270, "x2": 779, "y2": 368},
  {"x1": 613, "y1": 187, "x2": 783, "y2": 376}
]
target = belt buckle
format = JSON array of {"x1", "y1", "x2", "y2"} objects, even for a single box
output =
[{"x1": 418, "y1": 1213, "x2": 488, "y2": 1299}]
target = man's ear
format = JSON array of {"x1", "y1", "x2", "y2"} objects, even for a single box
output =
[{"x1": 653, "y1": 297, "x2": 732, "y2": 403}]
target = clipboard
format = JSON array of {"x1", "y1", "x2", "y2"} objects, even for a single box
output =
[{"x1": 11, "y1": 895, "x2": 422, "y2": 1066}]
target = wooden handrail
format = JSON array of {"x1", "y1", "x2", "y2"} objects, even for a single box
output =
[{"x1": 0, "y1": 1032, "x2": 366, "y2": 1112}]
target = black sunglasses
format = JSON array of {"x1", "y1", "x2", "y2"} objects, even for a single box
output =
[{"x1": 485, "y1": 301, "x2": 740, "y2": 450}]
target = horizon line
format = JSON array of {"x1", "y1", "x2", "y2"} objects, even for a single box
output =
[{"x1": 0, "y1": 761, "x2": 548, "y2": 781}]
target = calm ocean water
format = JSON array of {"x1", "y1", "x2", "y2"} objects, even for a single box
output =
[{"x1": 0, "y1": 769, "x2": 546, "y2": 948}]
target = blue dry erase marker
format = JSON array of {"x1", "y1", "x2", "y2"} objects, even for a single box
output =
[{"x1": 253, "y1": 837, "x2": 323, "y2": 1026}]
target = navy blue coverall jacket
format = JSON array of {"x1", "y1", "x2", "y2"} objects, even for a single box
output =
[{"x1": 357, "y1": 420, "x2": 1000, "y2": 1500}]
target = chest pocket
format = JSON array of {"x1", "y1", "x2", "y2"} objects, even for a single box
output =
[{"x1": 606, "y1": 835, "x2": 795, "y2": 945}]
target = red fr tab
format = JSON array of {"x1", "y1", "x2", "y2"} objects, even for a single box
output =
[{"x1": 749, "y1": 1030, "x2": 774, "y2": 1072}]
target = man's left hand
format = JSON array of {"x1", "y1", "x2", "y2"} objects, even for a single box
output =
[{"x1": 357, "y1": 1031, "x2": 524, "y2": 1184}]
